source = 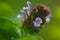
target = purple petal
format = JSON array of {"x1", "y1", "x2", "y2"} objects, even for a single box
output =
[
  {"x1": 33, "y1": 17, "x2": 42, "y2": 27},
  {"x1": 46, "y1": 14, "x2": 51, "y2": 18},
  {"x1": 20, "y1": 10, "x2": 26, "y2": 14},
  {"x1": 27, "y1": 1, "x2": 32, "y2": 8},
  {"x1": 35, "y1": 17, "x2": 42, "y2": 24},
  {"x1": 33, "y1": 21, "x2": 41, "y2": 27},
  {"x1": 20, "y1": 10, "x2": 27, "y2": 21},
  {"x1": 33, "y1": 8, "x2": 38, "y2": 12},
  {"x1": 23, "y1": 7, "x2": 31, "y2": 16}
]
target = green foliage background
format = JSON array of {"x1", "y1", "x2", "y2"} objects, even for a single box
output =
[{"x1": 0, "y1": 0, "x2": 60, "y2": 40}]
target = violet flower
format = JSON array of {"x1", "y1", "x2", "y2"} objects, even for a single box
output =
[
  {"x1": 17, "y1": 1, "x2": 51, "y2": 33},
  {"x1": 33, "y1": 17, "x2": 42, "y2": 27}
]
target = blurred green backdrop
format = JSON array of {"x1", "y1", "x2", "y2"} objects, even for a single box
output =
[{"x1": 0, "y1": 0, "x2": 60, "y2": 40}]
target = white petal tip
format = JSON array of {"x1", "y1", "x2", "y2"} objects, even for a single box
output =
[
  {"x1": 20, "y1": 10, "x2": 26, "y2": 14},
  {"x1": 46, "y1": 18, "x2": 50, "y2": 23},
  {"x1": 23, "y1": 7, "x2": 30, "y2": 10},
  {"x1": 33, "y1": 21, "x2": 41, "y2": 27},
  {"x1": 27, "y1": 1, "x2": 31, "y2": 4},
  {"x1": 17, "y1": 15, "x2": 22, "y2": 18},
  {"x1": 23, "y1": 7, "x2": 26, "y2": 10}
]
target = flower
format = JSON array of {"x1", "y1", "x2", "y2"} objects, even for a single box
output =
[
  {"x1": 17, "y1": 1, "x2": 51, "y2": 33},
  {"x1": 33, "y1": 17, "x2": 42, "y2": 27},
  {"x1": 35, "y1": 17, "x2": 42, "y2": 24}
]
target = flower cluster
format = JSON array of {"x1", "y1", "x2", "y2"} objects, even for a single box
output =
[{"x1": 17, "y1": 1, "x2": 51, "y2": 33}]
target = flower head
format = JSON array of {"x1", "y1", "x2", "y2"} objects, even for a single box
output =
[
  {"x1": 33, "y1": 17, "x2": 42, "y2": 27},
  {"x1": 17, "y1": 1, "x2": 51, "y2": 33}
]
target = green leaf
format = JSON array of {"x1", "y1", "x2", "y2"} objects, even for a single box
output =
[
  {"x1": 0, "y1": 2, "x2": 22, "y2": 26},
  {"x1": 0, "y1": 34, "x2": 6, "y2": 40},
  {"x1": 0, "y1": 0, "x2": 22, "y2": 40},
  {"x1": 54, "y1": 6, "x2": 60, "y2": 20},
  {"x1": 17, "y1": 34, "x2": 43, "y2": 40},
  {"x1": 0, "y1": 18, "x2": 21, "y2": 39}
]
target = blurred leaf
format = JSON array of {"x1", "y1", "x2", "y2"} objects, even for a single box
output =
[
  {"x1": 0, "y1": 2, "x2": 22, "y2": 26},
  {"x1": 0, "y1": 1, "x2": 22, "y2": 39},
  {"x1": 0, "y1": 34, "x2": 6, "y2": 40},
  {"x1": 17, "y1": 34, "x2": 43, "y2": 40},
  {"x1": 54, "y1": 6, "x2": 60, "y2": 20},
  {"x1": 0, "y1": 18, "x2": 21, "y2": 40}
]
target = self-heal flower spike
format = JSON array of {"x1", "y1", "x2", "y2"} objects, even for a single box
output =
[{"x1": 18, "y1": 1, "x2": 51, "y2": 34}]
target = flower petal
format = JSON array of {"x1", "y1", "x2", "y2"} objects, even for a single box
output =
[
  {"x1": 27, "y1": 1, "x2": 32, "y2": 8},
  {"x1": 35, "y1": 17, "x2": 42, "y2": 24},
  {"x1": 20, "y1": 10, "x2": 26, "y2": 14},
  {"x1": 45, "y1": 17, "x2": 50, "y2": 23},
  {"x1": 33, "y1": 21, "x2": 41, "y2": 27},
  {"x1": 17, "y1": 15, "x2": 22, "y2": 18}
]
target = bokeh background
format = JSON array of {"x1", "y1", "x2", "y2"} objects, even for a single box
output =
[{"x1": 0, "y1": 0, "x2": 60, "y2": 40}]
